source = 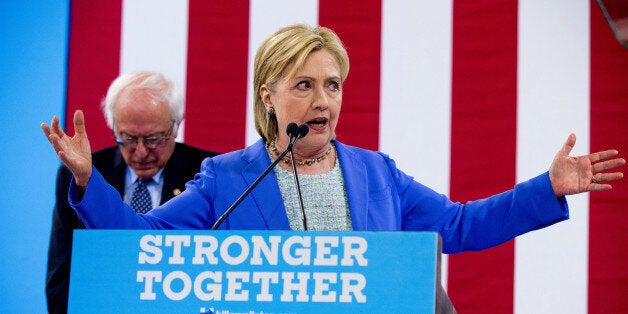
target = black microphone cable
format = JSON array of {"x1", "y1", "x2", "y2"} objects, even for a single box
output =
[
  {"x1": 288, "y1": 124, "x2": 309, "y2": 230},
  {"x1": 211, "y1": 123, "x2": 303, "y2": 230}
]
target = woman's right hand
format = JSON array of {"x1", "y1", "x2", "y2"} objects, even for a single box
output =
[{"x1": 42, "y1": 110, "x2": 93, "y2": 189}]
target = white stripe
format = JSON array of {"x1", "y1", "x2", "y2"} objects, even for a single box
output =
[
  {"x1": 380, "y1": 0, "x2": 453, "y2": 289},
  {"x1": 246, "y1": 0, "x2": 319, "y2": 145},
  {"x1": 515, "y1": 1, "x2": 590, "y2": 313},
  {"x1": 120, "y1": 0, "x2": 189, "y2": 141}
]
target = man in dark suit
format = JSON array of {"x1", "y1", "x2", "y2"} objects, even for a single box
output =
[{"x1": 45, "y1": 72, "x2": 218, "y2": 313}]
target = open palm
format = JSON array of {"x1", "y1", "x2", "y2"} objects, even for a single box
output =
[
  {"x1": 41, "y1": 110, "x2": 93, "y2": 187},
  {"x1": 549, "y1": 133, "x2": 625, "y2": 197}
]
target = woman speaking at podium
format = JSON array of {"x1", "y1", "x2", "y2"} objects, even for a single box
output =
[{"x1": 42, "y1": 24, "x2": 624, "y2": 255}]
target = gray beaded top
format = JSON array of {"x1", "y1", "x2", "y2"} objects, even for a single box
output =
[{"x1": 269, "y1": 150, "x2": 353, "y2": 231}]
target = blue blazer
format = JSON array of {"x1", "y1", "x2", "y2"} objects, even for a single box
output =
[{"x1": 71, "y1": 139, "x2": 568, "y2": 253}]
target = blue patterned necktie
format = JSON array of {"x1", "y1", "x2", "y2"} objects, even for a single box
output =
[{"x1": 131, "y1": 179, "x2": 152, "y2": 214}]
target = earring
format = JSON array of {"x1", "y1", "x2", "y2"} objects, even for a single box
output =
[{"x1": 267, "y1": 107, "x2": 275, "y2": 115}]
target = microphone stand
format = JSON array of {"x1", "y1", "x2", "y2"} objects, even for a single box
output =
[
  {"x1": 288, "y1": 124, "x2": 309, "y2": 230},
  {"x1": 211, "y1": 124, "x2": 302, "y2": 230},
  {"x1": 289, "y1": 142, "x2": 308, "y2": 231}
]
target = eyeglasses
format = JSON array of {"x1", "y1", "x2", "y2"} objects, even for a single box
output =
[{"x1": 114, "y1": 122, "x2": 175, "y2": 150}]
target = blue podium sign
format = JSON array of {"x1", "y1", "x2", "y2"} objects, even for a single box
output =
[{"x1": 69, "y1": 230, "x2": 438, "y2": 313}]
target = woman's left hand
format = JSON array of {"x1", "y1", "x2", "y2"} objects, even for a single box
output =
[{"x1": 550, "y1": 133, "x2": 625, "y2": 197}]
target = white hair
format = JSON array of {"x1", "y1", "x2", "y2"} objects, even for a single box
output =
[{"x1": 101, "y1": 72, "x2": 184, "y2": 129}]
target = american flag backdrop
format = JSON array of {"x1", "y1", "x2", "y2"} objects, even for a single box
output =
[{"x1": 63, "y1": 1, "x2": 627, "y2": 313}]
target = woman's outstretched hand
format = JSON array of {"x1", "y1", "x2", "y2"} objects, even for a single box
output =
[
  {"x1": 549, "y1": 133, "x2": 625, "y2": 197},
  {"x1": 41, "y1": 110, "x2": 93, "y2": 188}
]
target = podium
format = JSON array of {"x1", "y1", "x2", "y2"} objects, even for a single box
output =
[{"x1": 69, "y1": 230, "x2": 454, "y2": 313}]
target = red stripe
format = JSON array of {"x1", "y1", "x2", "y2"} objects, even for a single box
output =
[
  {"x1": 448, "y1": 1, "x2": 518, "y2": 313},
  {"x1": 184, "y1": 0, "x2": 250, "y2": 153},
  {"x1": 589, "y1": 3, "x2": 628, "y2": 313},
  {"x1": 65, "y1": 0, "x2": 122, "y2": 150},
  {"x1": 318, "y1": 0, "x2": 382, "y2": 151}
]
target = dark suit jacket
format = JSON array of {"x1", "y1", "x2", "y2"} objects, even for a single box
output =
[{"x1": 45, "y1": 142, "x2": 217, "y2": 314}]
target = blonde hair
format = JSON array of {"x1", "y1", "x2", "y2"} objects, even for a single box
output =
[{"x1": 253, "y1": 24, "x2": 350, "y2": 141}]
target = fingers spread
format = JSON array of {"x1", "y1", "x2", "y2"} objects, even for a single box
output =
[
  {"x1": 41, "y1": 123, "x2": 51, "y2": 139},
  {"x1": 596, "y1": 172, "x2": 624, "y2": 183},
  {"x1": 592, "y1": 157, "x2": 626, "y2": 173},
  {"x1": 74, "y1": 110, "x2": 87, "y2": 135},
  {"x1": 589, "y1": 183, "x2": 613, "y2": 192},
  {"x1": 50, "y1": 115, "x2": 67, "y2": 138},
  {"x1": 557, "y1": 133, "x2": 576, "y2": 158},
  {"x1": 49, "y1": 133, "x2": 64, "y2": 154},
  {"x1": 589, "y1": 149, "x2": 620, "y2": 163}
]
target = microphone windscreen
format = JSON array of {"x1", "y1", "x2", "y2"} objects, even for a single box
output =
[
  {"x1": 286, "y1": 122, "x2": 298, "y2": 137},
  {"x1": 297, "y1": 124, "x2": 309, "y2": 138}
]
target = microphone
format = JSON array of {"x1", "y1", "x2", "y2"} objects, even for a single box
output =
[
  {"x1": 288, "y1": 124, "x2": 309, "y2": 230},
  {"x1": 296, "y1": 124, "x2": 309, "y2": 139},
  {"x1": 211, "y1": 123, "x2": 304, "y2": 230},
  {"x1": 286, "y1": 122, "x2": 299, "y2": 138}
]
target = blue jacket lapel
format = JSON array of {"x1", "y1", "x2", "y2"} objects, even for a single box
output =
[
  {"x1": 334, "y1": 141, "x2": 369, "y2": 231},
  {"x1": 236, "y1": 140, "x2": 369, "y2": 231},
  {"x1": 240, "y1": 140, "x2": 291, "y2": 230}
]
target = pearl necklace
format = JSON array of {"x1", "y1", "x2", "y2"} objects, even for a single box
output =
[{"x1": 267, "y1": 140, "x2": 333, "y2": 166}]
